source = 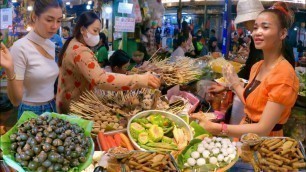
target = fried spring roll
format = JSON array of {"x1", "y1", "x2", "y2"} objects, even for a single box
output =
[
  {"x1": 292, "y1": 162, "x2": 306, "y2": 169},
  {"x1": 269, "y1": 140, "x2": 284, "y2": 150},
  {"x1": 290, "y1": 158, "x2": 299, "y2": 164},
  {"x1": 266, "y1": 139, "x2": 281, "y2": 147},
  {"x1": 168, "y1": 161, "x2": 176, "y2": 170},
  {"x1": 282, "y1": 165, "x2": 293, "y2": 170},
  {"x1": 142, "y1": 166, "x2": 159, "y2": 172},
  {"x1": 260, "y1": 147, "x2": 271, "y2": 154},
  {"x1": 138, "y1": 153, "x2": 156, "y2": 164},
  {"x1": 296, "y1": 148, "x2": 304, "y2": 159},
  {"x1": 269, "y1": 165, "x2": 287, "y2": 172},
  {"x1": 280, "y1": 141, "x2": 293, "y2": 151},
  {"x1": 266, "y1": 158, "x2": 283, "y2": 166},
  {"x1": 272, "y1": 154, "x2": 290, "y2": 164}
]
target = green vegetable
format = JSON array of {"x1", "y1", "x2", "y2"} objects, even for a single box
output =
[
  {"x1": 163, "y1": 126, "x2": 174, "y2": 134},
  {"x1": 162, "y1": 136, "x2": 173, "y2": 144},
  {"x1": 138, "y1": 132, "x2": 149, "y2": 145},
  {"x1": 190, "y1": 121, "x2": 211, "y2": 138},
  {"x1": 147, "y1": 114, "x2": 172, "y2": 128},
  {"x1": 133, "y1": 118, "x2": 149, "y2": 125},
  {"x1": 139, "y1": 144, "x2": 172, "y2": 152},
  {"x1": 144, "y1": 123, "x2": 153, "y2": 129},
  {"x1": 130, "y1": 122, "x2": 145, "y2": 140},
  {"x1": 146, "y1": 142, "x2": 178, "y2": 150},
  {"x1": 148, "y1": 125, "x2": 164, "y2": 142}
]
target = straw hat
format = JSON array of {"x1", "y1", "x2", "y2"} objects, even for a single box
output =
[{"x1": 234, "y1": 0, "x2": 264, "y2": 24}]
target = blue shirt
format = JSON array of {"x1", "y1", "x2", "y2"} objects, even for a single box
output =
[{"x1": 50, "y1": 34, "x2": 63, "y2": 62}]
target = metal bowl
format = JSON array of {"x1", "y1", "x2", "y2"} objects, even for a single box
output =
[
  {"x1": 127, "y1": 110, "x2": 193, "y2": 151},
  {"x1": 241, "y1": 133, "x2": 263, "y2": 146}
]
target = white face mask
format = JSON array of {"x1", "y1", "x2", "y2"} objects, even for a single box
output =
[{"x1": 83, "y1": 29, "x2": 100, "y2": 47}]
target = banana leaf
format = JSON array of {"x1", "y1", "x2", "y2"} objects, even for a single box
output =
[{"x1": 0, "y1": 111, "x2": 94, "y2": 172}]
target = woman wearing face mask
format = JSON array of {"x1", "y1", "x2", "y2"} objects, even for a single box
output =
[
  {"x1": 192, "y1": 2, "x2": 299, "y2": 137},
  {"x1": 0, "y1": 0, "x2": 63, "y2": 118},
  {"x1": 56, "y1": 12, "x2": 161, "y2": 114}
]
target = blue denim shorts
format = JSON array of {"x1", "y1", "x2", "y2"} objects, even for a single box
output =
[{"x1": 17, "y1": 99, "x2": 56, "y2": 119}]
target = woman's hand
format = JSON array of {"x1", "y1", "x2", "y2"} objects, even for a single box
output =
[
  {"x1": 222, "y1": 64, "x2": 241, "y2": 89},
  {"x1": 147, "y1": 73, "x2": 161, "y2": 89},
  {"x1": 208, "y1": 83, "x2": 226, "y2": 93},
  {"x1": 190, "y1": 112, "x2": 221, "y2": 135},
  {"x1": 0, "y1": 43, "x2": 14, "y2": 71}
]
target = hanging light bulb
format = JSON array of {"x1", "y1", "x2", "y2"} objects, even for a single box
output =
[
  {"x1": 86, "y1": 5, "x2": 91, "y2": 10},
  {"x1": 27, "y1": 6, "x2": 33, "y2": 11},
  {"x1": 105, "y1": 6, "x2": 112, "y2": 14},
  {"x1": 66, "y1": 2, "x2": 70, "y2": 5},
  {"x1": 88, "y1": 1, "x2": 92, "y2": 5},
  {"x1": 12, "y1": 0, "x2": 17, "y2": 3}
]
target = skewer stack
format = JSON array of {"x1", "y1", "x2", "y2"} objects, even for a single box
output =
[{"x1": 131, "y1": 57, "x2": 203, "y2": 86}]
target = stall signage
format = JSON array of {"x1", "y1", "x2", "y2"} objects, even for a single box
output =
[
  {"x1": 132, "y1": 0, "x2": 142, "y2": 23},
  {"x1": 118, "y1": 2, "x2": 133, "y2": 14},
  {"x1": 0, "y1": 8, "x2": 12, "y2": 29},
  {"x1": 114, "y1": 17, "x2": 135, "y2": 32}
]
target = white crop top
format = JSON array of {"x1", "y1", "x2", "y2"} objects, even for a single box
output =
[{"x1": 10, "y1": 30, "x2": 59, "y2": 102}]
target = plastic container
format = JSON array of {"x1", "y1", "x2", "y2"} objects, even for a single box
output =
[{"x1": 167, "y1": 85, "x2": 200, "y2": 114}]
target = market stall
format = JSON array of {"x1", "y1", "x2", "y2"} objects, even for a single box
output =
[{"x1": 1, "y1": 55, "x2": 305, "y2": 172}]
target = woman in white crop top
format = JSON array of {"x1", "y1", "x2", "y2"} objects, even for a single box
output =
[{"x1": 0, "y1": 0, "x2": 63, "y2": 119}]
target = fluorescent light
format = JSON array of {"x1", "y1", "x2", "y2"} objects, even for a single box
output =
[
  {"x1": 86, "y1": 5, "x2": 91, "y2": 10},
  {"x1": 88, "y1": 1, "x2": 92, "y2": 5},
  {"x1": 27, "y1": 6, "x2": 33, "y2": 11},
  {"x1": 12, "y1": 0, "x2": 17, "y2": 2},
  {"x1": 66, "y1": 2, "x2": 70, "y2": 5},
  {"x1": 105, "y1": 7, "x2": 112, "y2": 14}
]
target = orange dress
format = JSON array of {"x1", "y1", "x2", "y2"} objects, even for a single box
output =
[{"x1": 241, "y1": 60, "x2": 299, "y2": 136}]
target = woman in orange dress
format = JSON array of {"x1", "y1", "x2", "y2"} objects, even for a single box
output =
[{"x1": 192, "y1": 2, "x2": 299, "y2": 137}]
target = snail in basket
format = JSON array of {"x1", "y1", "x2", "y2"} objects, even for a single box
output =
[{"x1": 10, "y1": 116, "x2": 91, "y2": 171}]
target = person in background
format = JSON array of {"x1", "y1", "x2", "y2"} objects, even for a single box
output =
[
  {"x1": 193, "y1": 30, "x2": 204, "y2": 56},
  {"x1": 170, "y1": 36, "x2": 186, "y2": 61},
  {"x1": 208, "y1": 37, "x2": 220, "y2": 53},
  {"x1": 131, "y1": 51, "x2": 145, "y2": 68},
  {"x1": 297, "y1": 40, "x2": 304, "y2": 58},
  {"x1": 56, "y1": 12, "x2": 160, "y2": 114},
  {"x1": 181, "y1": 21, "x2": 195, "y2": 57},
  {"x1": 200, "y1": 39, "x2": 209, "y2": 56},
  {"x1": 193, "y1": 2, "x2": 299, "y2": 137},
  {"x1": 61, "y1": 26, "x2": 70, "y2": 44},
  {"x1": 108, "y1": 50, "x2": 130, "y2": 74},
  {"x1": 50, "y1": 33, "x2": 63, "y2": 62},
  {"x1": 0, "y1": 0, "x2": 63, "y2": 119},
  {"x1": 95, "y1": 32, "x2": 109, "y2": 67}
]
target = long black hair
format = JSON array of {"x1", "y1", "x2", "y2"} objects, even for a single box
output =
[{"x1": 58, "y1": 11, "x2": 100, "y2": 66}]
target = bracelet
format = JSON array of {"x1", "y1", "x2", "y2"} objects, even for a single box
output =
[{"x1": 7, "y1": 73, "x2": 16, "y2": 81}]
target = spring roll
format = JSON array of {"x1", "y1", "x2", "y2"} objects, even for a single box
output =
[
  {"x1": 272, "y1": 154, "x2": 290, "y2": 164},
  {"x1": 269, "y1": 140, "x2": 284, "y2": 150},
  {"x1": 266, "y1": 139, "x2": 281, "y2": 147},
  {"x1": 282, "y1": 165, "x2": 293, "y2": 170},
  {"x1": 260, "y1": 147, "x2": 271, "y2": 154},
  {"x1": 266, "y1": 158, "x2": 283, "y2": 166},
  {"x1": 292, "y1": 162, "x2": 306, "y2": 169},
  {"x1": 296, "y1": 149, "x2": 304, "y2": 159},
  {"x1": 269, "y1": 165, "x2": 287, "y2": 172},
  {"x1": 138, "y1": 153, "x2": 156, "y2": 164},
  {"x1": 280, "y1": 141, "x2": 293, "y2": 151}
]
